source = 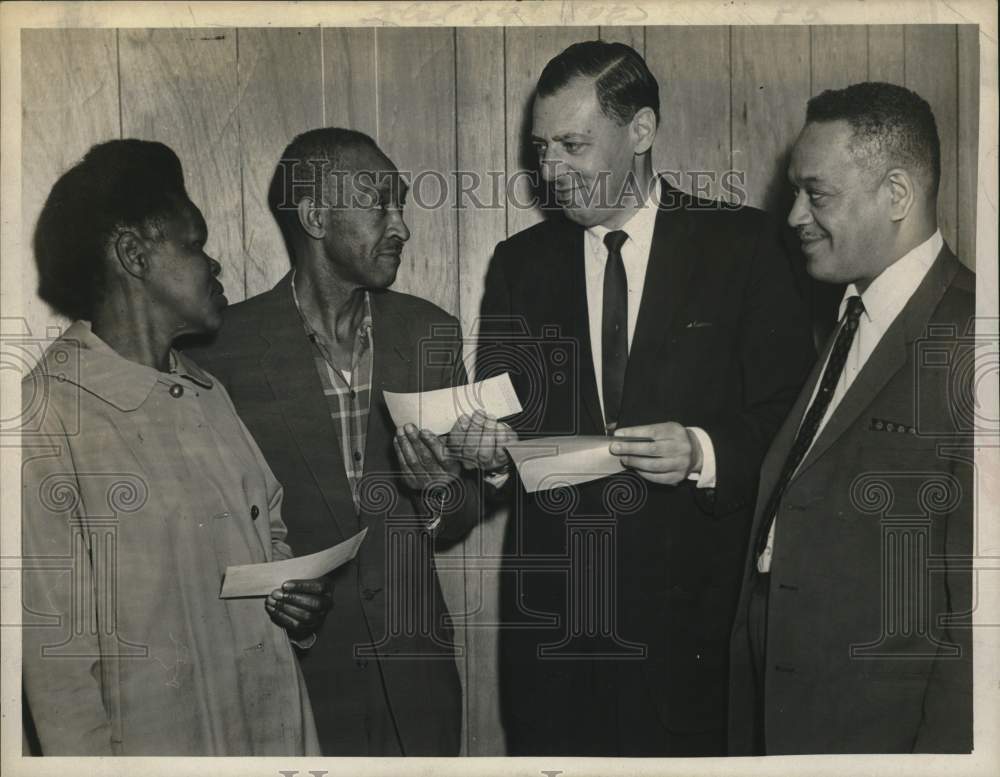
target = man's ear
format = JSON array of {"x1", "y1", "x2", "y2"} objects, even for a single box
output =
[
  {"x1": 113, "y1": 229, "x2": 148, "y2": 279},
  {"x1": 297, "y1": 196, "x2": 326, "y2": 239},
  {"x1": 630, "y1": 106, "x2": 657, "y2": 155},
  {"x1": 885, "y1": 168, "x2": 916, "y2": 223}
]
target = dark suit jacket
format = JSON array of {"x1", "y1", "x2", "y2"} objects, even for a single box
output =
[
  {"x1": 478, "y1": 184, "x2": 816, "y2": 754},
  {"x1": 728, "y1": 248, "x2": 975, "y2": 754},
  {"x1": 187, "y1": 274, "x2": 476, "y2": 755}
]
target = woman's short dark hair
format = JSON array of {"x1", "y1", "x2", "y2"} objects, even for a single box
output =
[
  {"x1": 33, "y1": 139, "x2": 188, "y2": 321},
  {"x1": 536, "y1": 40, "x2": 660, "y2": 126}
]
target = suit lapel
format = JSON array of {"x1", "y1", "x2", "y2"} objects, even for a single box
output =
[
  {"x1": 619, "y1": 184, "x2": 696, "y2": 424},
  {"x1": 793, "y1": 247, "x2": 961, "y2": 481},
  {"x1": 258, "y1": 274, "x2": 359, "y2": 542}
]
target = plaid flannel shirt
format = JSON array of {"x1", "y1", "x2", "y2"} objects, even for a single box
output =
[{"x1": 291, "y1": 276, "x2": 373, "y2": 514}]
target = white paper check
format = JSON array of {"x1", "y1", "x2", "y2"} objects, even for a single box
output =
[
  {"x1": 383, "y1": 372, "x2": 522, "y2": 435},
  {"x1": 220, "y1": 528, "x2": 368, "y2": 598},
  {"x1": 505, "y1": 435, "x2": 642, "y2": 493}
]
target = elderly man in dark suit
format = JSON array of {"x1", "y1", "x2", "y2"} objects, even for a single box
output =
[
  {"x1": 728, "y1": 82, "x2": 975, "y2": 755},
  {"x1": 451, "y1": 40, "x2": 815, "y2": 756},
  {"x1": 188, "y1": 128, "x2": 478, "y2": 756}
]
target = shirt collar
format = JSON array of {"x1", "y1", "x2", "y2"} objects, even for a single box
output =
[
  {"x1": 584, "y1": 176, "x2": 660, "y2": 260},
  {"x1": 43, "y1": 321, "x2": 211, "y2": 412},
  {"x1": 839, "y1": 230, "x2": 943, "y2": 330}
]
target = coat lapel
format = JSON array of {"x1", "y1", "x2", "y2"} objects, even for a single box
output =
[
  {"x1": 619, "y1": 183, "x2": 696, "y2": 424},
  {"x1": 792, "y1": 247, "x2": 961, "y2": 481},
  {"x1": 365, "y1": 291, "x2": 415, "y2": 486},
  {"x1": 258, "y1": 274, "x2": 359, "y2": 542}
]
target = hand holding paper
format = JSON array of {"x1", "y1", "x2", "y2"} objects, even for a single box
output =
[
  {"x1": 504, "y1": 435, "x2": 654, "y2": 493},
  {"x1": 220, "y1": 528, "x2": 367, "y2": 598},
  {"x1": 265, "y1": 577, "x2": 333, "y2": 641},
  {"x1": 383, "y1": 373, "x2": 522, "y2": 436},
  {"x1": 448, "y1": 410, "x2": 518, "y2": 471}
]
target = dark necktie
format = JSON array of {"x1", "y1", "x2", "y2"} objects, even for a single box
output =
[
  {"x1": 601, "y1": 229, "x2": 629, "y2": 431},
  {"x1": 755, "y1": 295, "x2": 866, "y2": 560}
]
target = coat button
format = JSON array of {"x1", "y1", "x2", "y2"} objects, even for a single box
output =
[
  {"x1": 356, "y1": 658, "x2": 369, "y2": 669},
  {"x1": 353, "y1": 450, "x2": 362, "y2": 462},
  {"x1": 250, "y1": 505, "x2": 260, "y2": 520},
  {"x1": 169, "y1": 384, "x2": 184, "y2": 398}
]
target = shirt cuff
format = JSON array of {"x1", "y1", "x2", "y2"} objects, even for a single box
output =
[
  {"x1": 290, "y1": 632, "x2": 318, "y2": 650},
  {"x1": 484, "y1": 468, "x2": 511, "y2": 490},
  {"x1": 686, "y1": 426, "x2": 717, "y2": 489}
]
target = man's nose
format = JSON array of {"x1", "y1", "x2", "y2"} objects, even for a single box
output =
[
  {"x1": 787, "y1": 190, "x2": 812, "y2": 230},
  {"x1": 388, "y1": 209, "x2": 410, "y2": 242},
  {"x1": 538, "y1": 149, "x2": 567, "y2": 183}
]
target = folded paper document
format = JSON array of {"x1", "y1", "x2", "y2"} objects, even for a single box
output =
[
  {"x1": 383, "y1": 372, "x2": 522, "y2": 435},
  {"x1": 220, "y1": 528, "x2": 368, "y2": 598},
  {"x1": 505, "y1": 435, "x2": 652, "y2": 493}
]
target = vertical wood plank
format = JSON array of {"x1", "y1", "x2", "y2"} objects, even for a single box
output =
[
  {"x1": 956, "y1": 24, "x2": 979, "y2": 270},
  {"x1": 868, "y1": 25, "x2": 905, "y2": 84},
  {"x1": 504, "y1": 26, "x2": 599, "y2": 237},
  {"x1": 454, "y1": 25, "x2": 507, "y2": 756},
  {"x1": 731, "y1": 26, "x2": 811, "y2": 213},
  {"x1": 646, "y1": 26, "x2": 732, "y2": 201},
  {"x1": 323, "y1": 27, "x2": 378, "y2": 139},
  {"x1": 811, "y1": 25, "x2": 868, "y2": 94},
  {"x1": 237, "y1": 28, "x2": 324, "y2": 297},
  {"x1": 119, "y1": 29, "x2": 243, "y2": 299},
  {"x1": 375, "y1": 28, "x2": 458, "y2": 316},
  {"x1": 599, "y1": 25, "x2": 644, "y2": 55},
  {"x1": 21, "y1": 29, "x2": 119, "y2": 346},
  {"x1": 906, "y1": 25, "x2": 958, "y2": 255}
]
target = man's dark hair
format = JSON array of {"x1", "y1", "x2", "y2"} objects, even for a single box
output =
[
  {"x1": 537, "y1": 40, "x2": 660, "y2": 126},
  {"x1": 33, "y1": 139, "x2": 188, "y2": 321},
  {"x1": 267, "y1": 127, "x2": 381, "y2": 256},
  {"x1": 806, "y1": 81, "x2": 941, "y2": 197}
]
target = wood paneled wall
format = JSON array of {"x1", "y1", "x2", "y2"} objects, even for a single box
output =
[{"x1": 20, "y1": 24, "x2": 981, "y2": 755}]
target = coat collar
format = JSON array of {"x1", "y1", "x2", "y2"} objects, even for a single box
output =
[{"x1": 43, "y1": 321, "x2": 213, "y2": 412}]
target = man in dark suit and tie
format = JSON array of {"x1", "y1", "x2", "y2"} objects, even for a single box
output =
[
  {"x1": 188, "y1": 128, "x2": 478, "y2": 755},
  {"x1": 452, "y1": 40, "x2": 815, "y2": 756},
  {"x1": 727, "y1": 82, "x2": 975, "y2": 754}
]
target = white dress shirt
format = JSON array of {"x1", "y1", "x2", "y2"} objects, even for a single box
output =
[
  {"x1": 584, "y1": 181, "x2": 716, "y2": 489},
  {"x1": 757, "y1": 230, "x2": 944, "y2": 573}
]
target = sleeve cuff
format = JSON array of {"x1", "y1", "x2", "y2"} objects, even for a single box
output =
[
  {"x1": 484, "y1": 468, "x2": 511, "y2": 490},
  {"x1": 686, "y1": 426, "x2": 717, "y2": 489},
  {"x1": 290, "y1": 631, "x2": 318, "y2": 650}
]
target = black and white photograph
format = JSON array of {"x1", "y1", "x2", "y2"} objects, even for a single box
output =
[{"x1": 1, "y1": 1, "x2": 997, "y2": 775}]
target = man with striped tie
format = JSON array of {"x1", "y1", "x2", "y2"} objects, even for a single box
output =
[{"x1": 727, "y1": 82, "x2": 975, "y2": 755}]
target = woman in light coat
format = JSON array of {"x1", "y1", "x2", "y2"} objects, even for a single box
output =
[{"x1": 21, "y1": 139, "x2": 329, "y2": 756}]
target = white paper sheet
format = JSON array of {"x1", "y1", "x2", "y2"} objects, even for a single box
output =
[
  {"x1": 505, "y1": 435, "x2": 651, "y2": 493},
  {"x1": 220, "y1": 528, "x2": 368, "y2": 598},
  {"x1": 383, "y1": 372, "x2": 522, "y2": 435}
]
